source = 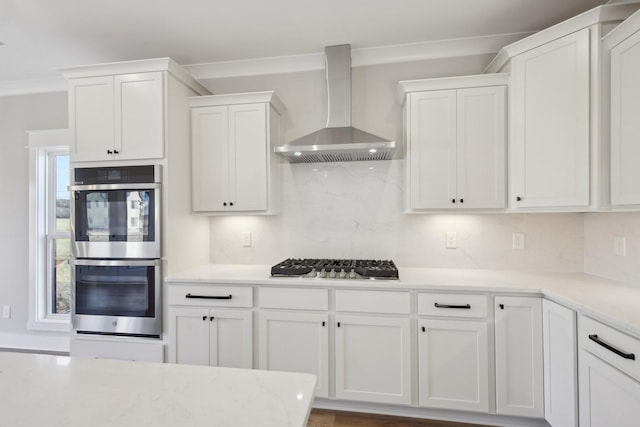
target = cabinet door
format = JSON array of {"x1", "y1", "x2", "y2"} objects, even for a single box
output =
[
  {"x1": 259, "y1": 311, "x2": 329, "y2": 398},
  {"x1": 418, "y1": 319, "x2": 489, "y2": 412},
  {"x1": 168, "y1": 308, "x2": 210, "y2": 366},
  {"x1": 335, "y1": 315, "x2": 411, "y2": 405},
  {"x1": 229, "y1": 103, "x2": 268, "y2": 211},
  {"x1": 543, "y1": 300, "x2": 578, "y2": 427},
  {"x1": 191, "y1": 105, "x2": 230, "y2": 211},
  {"x1": 408, "y1": 90, "x2": 457, "y2": 209},
  {"x1": 579, "y1": 350, "x2": 640, "y2": 427},
  {"x1": 209, "y1": 310, "x2": 253, "y2": 369},
  {"x1": 610, "y1": 29, "x2": 640, "y2": 206},
  {"x1": 114, "y1": 72, "x2": 164, "y2": 160},
  {"x1": 457, "y1": 86, "x2": 506, "y2": 209},
  {"x1": 512, "y1": 28, "x2": 590, "y2": 208},
  {"x1": 495, "y1": 296, "x2": 544, "y2": 417},
  {"x1": 68, "y1": 76, "x2": 114, "y2": 162}
]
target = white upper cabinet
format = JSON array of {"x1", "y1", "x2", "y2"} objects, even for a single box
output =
[
  {"x1": 63, "y1": 58, "x2": 209, "y2": 163},
  {"x1": 606, "y1": 9, "x2": 640, "y2": 207},
  {"x1": 511, "y1": 29, "x2": 590, "y2": 209},
  {"x1": 399, "y1": 74, "x2": 507, "y2": 211},
  {"x1": 190, "y1": 92, "x2": 284, "y2": 214},
  {"x1": 485, "y1": 3, "x2": 640, "y2": 211}
]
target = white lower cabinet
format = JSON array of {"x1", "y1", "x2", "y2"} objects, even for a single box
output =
[
  {"x1": 168, "y1": 308, "x2": 253, "y2": 368},
  {"x1": 335, "y1": 314, "x2": 412, "y2": 405},
  {"x1": 258, "y1": 311, "x2": 329, "y2": 398},
  {"x1": 494, "y1": 296, "x2": 544, "y2": 418},
  {"x1": 579, "y1": 315, "x2": 640, "y2": 427},
  {"x1": 417, "y1": 319, "x2": 489, "y2": 412},
  {"x1": 542, "y1": 299, "x2": 578, "y2": 427}
]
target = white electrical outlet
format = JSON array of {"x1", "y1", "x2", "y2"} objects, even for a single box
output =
[
  {"x1": 614, "y1": 235, "x2": 626, "y2": 257},
  {"x1": 445, "y1": 231, "x2": 457, "y2": 249},
  {"x1": 512, "y1": 232, "x2": 525, "y2": 250},
  {"x1": 2, "y1": 305, "x2": 10, "y2": 319},
  {"x1": 241, "y1": 231, "x2": 252, "y2": 247}
]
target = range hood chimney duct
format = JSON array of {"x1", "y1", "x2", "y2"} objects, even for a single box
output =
[{"x1": 274, "y1": 44, "x2": 396, "y2": 163}]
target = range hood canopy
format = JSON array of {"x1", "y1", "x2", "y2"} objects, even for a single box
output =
[{"x1": 274, "y1": 44, "x2": 396, "y2": 163}]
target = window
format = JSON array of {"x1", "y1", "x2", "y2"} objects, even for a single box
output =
[{"x1": 28, "y1": 129, "x2": 71, "y2": 331}]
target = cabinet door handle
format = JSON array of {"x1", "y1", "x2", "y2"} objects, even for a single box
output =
[
  {"x1": 107, "y1": 150, "x2": 113, "y2": 154},
  {"x1": 202, "y1": 315, "x2": 207, "y2": 321},
  {"x1": 209, "y1": 316, "x2": 215, "y2": 321},
  {"x1": 185, "y1": 293, "x2": 233, "y2": 300},
  {"x1": 451, "y1": 198, "x2": 456, "y2": 203},
  {"x1": 588, "y1": 334, "x2": 636, "y2": 360},
  {"x1": 113, "y1": 149, "x2": 119, "y2": 154},
  {"x1": 322, "y1": 321, "x2": 326, "y2": 327},
  {"x1": 230, "y1": 202, "x2": 234, "y2": 206},
  {"x1": 337, "y1": 322, "x2": 341, "y2": 328},
  {"x1": 223, "y1": 202, "x2": 227, "y2": 206},
  {"x1": 516, "y1": 196, "x2": 522, "y2": 201},
  {"x1": 459, "y1": 198, "x2": 464, "y2": 204},
  {"x1": 434, "y1": 302, "x2": 471, "y2": 309},
  {"x1": 499, "y1": 304, "x2": 504, "y2": 309},
  {"x1": 421, "y1": 326, "x2": 426, "y2": 333}
]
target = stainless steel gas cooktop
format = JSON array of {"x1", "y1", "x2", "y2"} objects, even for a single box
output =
[{"x1": 270, "y1": 258, "x2": 399, "y2": 280}]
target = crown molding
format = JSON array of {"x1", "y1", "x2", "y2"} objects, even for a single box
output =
[{"x1": 184, "y1": 32, "x2": 532, "y2": 80}]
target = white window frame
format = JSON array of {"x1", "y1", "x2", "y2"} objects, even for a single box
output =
[{"x1": 28, "y1": 129, "x2": 72, "y2": 332}]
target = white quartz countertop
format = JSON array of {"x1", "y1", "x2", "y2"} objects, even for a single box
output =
[
  {"x1": 166, "y1": 264, "x2": 640, "y2": 339},
  {"x1": 0, "y1": 352, "x2": 316, "y2": 427}
]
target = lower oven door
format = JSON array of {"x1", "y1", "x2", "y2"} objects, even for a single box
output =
[{"x1": 70, "y1": 259, "x2": 161, "y2": 338}]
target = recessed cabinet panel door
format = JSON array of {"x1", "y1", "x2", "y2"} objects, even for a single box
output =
[
  {"x1": 611, "y1": 29, "x2": 640, "y2": 206},
  {"x1": 229, "y1": 103, "x2": 268, "y2": 211},
  {"x1": 335, "y1": 315, "x2": 411, "y2": 405},
  {"x1": 259, "y1": 311, "x2": 329, "y2": 398},
  {"x1": 418, "y1": 319, "x2": 489, "y2": 412},
  {"x1": 543, "y1": 300, "x2": 578, "y2": 427},
  {"x1": 209, "y1": 310, "x2": 253, "y2": 369},
  {"x1": 192, "y1": 106, "x2": 229, "y2": 211},
  {"x1": 409, "y1": 90, "x2": 457, "y2": 209},
  {"x1": 512, "y1": 28, "x2": 590, "y2": 208},
  {"x1": 457, "y1": 86, "x2": 506, "y2": 209},
  {"x1": 170, "y1": 308, "x2": 210, "y2": 366},
  {"x1": 114, "y1": 72, "x2": 164, "y2": 160},
  {"x1": 69, "y1": 76, "x2": 115, "y2": 162},
  {"x1": 495, "y1": 296, "x2": 544, "y2": 417},
  {"x1": 579, "y1": 351, "x2": 640, "y2": 427}
]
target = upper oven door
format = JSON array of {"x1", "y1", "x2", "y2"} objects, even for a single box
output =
[{"x1": 70, "y1": 183, "x2": 161, "y2": 259}]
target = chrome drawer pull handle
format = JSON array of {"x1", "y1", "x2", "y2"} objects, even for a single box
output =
[
  {"x1": 185, "y1": 293, "x2": 233, "y2": 300},
  {"x1": 434, "y1": 303, "x2": 471, "y2": 309},
  {"x1": 588, "y1": 334, "x2": 636, "y2": 360}
]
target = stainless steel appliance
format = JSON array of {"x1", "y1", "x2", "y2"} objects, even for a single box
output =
[
  {"x1": 70, "y1": 164, "x2": 161, "y2": 259},
  {"x1": 71, "y1": 259, "x2": 161, "y2": 337},
  {"x1": 271, "y1": 258, "x2": 399, "y2": 280}
]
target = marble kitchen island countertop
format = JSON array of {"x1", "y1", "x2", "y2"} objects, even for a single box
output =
[
  {"x1": 0, "y1": 352, "x2": 316, "y2": 427},
  {"x1": 166, "y1": 264, "x2": 640, "y2": 339}
]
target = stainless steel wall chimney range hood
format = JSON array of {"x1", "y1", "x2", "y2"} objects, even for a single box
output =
[{"x1": 274, "y1": 44, "x2": 396, "y2": 163}]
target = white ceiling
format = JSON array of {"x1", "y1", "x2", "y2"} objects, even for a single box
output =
[{"x1": 0, "y1": 0, "x2": 613, "y2": 93}]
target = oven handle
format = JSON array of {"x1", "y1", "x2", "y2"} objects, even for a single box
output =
[
  {"x1": 69, "y1": 183, "x2": 161, "y2": 191},
  {"x1": 185, "y1": 294, "x2": 233, "y2": 300},
  {"x1": 69, "y1": 259, "x2": 161, "y2": 267}
]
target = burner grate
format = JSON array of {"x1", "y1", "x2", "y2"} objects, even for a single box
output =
[{"x1": 270, "y1": 258, "x2": 398, "y2": 280}]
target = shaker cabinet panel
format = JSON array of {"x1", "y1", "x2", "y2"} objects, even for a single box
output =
[
  {"x1": 511, "y1": 28, "x2": 590, "y2": 208},
  {"x1": 495, "y1": 296, "x2": 544, "y2": 418},
  {"x1": 610, "y1": 28, "x2": 640, "y2": 206}
]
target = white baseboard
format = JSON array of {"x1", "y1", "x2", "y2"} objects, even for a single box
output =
[{"x1": 0, "y1": 332, "x2": 70, "y2": 353}]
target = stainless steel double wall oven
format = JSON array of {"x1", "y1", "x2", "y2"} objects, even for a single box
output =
[{"x1": 70, "y1": 165, "x2": 162, "y2": 338}]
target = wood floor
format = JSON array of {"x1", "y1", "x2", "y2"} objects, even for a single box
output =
[{"x1": 307, "y1": 409, "x2": 492, "y2": 427}]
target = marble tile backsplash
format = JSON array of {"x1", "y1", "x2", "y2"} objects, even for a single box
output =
[{"x1": 209, "y1": 160, "x2": 584, "y2": 271}]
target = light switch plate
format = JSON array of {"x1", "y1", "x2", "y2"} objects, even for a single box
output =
[
  {"x1": 241, "y1": 231, "x2": 252, "y2": 247},
  {"x1": 2, "y1": 305, "x2": 10, "y2": 319},
  {"x1": 445, "y1": 231, "x2": 457, "y2": 249},
  {"x1": 512, "y1": 232, "x2": 525, "y2": 250},
  {"x1": 614, "y1": 235, "x2": 626, "y2": 256}
]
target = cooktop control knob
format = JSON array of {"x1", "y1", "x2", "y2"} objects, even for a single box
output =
[
  {"x1": 339, "y1": 269, "x2": 347, "y2": 279},
  {"x1": 349, "y1": 269, "x2": 357, "y2": 279},
  {"x1": 309, "y1": 268, "x2": 317, "y2": 278},
  {"x1": 319, "y1": 269, "x2": 327, "y2": 278},
  {"x1": 329, "y1": 269, "x2": 337, "y2": 278}
]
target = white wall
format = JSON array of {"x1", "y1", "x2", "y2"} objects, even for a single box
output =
[
  {"x1": 0, "y1": 92, "x2": 69, "y2": 350},
  {"x1": 584, "y1": 212, "x2": 640, "y2": 284},
  {"x1": 201, "y1": 54, "x2": 586, "y2": 271}
]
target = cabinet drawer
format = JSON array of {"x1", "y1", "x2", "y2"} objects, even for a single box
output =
[
  {"x1": 579, "y1": 315, "x2": 640, "y2": 381},
  {"x1": 259, "y1": 287, "x2": 328, "y2": 310},
  {"x1": 418, "y1": 293, "x2": 488, "y2": 318},
  {"x1": 168, "y1": 285, "x2": 253, "y2": 308},
  {"x1": 335, "y1": 290, "x2": 410, "y2": 315}
]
